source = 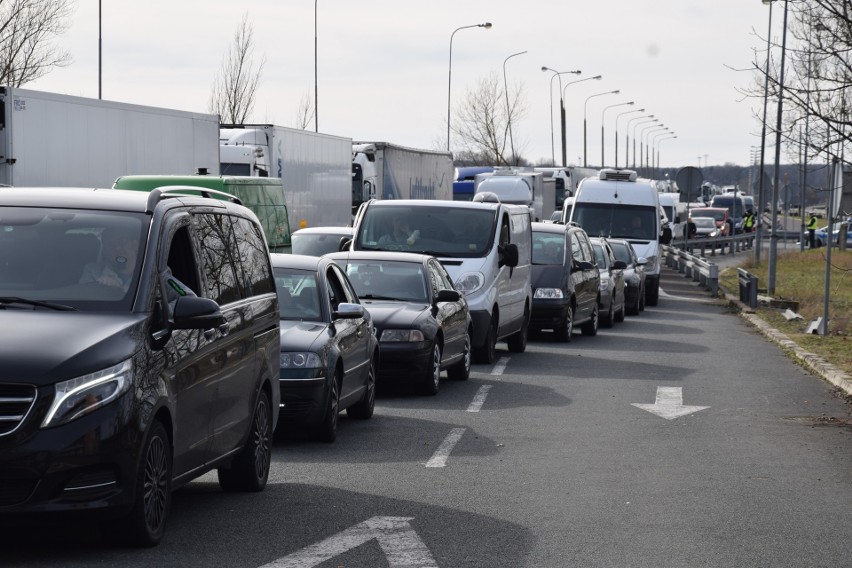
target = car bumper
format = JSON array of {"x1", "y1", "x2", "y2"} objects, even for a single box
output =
[
  {"x1": 531, "y1": 298, "x2": 568, "y2": 331},
  {"x1": 376, "y1": 341, "x2": 432, "y2": 381},
  {"x1": 0, "y1": 392, "x2": 140, "y2": 519},
  {"x1": 278, "y1": 371, "x2": 330, "y2": 426}
]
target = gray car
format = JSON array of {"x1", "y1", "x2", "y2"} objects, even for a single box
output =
[
  {"x1": 607, "y1": 238, "x2": 647, "y2": 316},
  {"x1": 589, "y1": 237, "x2": 626, "y2": 327}
]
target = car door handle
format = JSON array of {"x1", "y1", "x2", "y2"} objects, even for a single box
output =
[
  {"x1": 203, "y1": 328, "x2": 216, "y2": 341},
  {"x1": 218, "y1": 323, "x2": 229, "y2": 336}
]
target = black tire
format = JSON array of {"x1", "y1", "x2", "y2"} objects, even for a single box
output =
[
  {"x1": 646, "y1": 278, "x2": 659, "y2": 306},
  {"x1": 473, "y1": 316, "x2": 498, "y2": 364},
  {"x1": 626, "y1": 290, "x2": 640, "y2": 316},
  {"x1": 218, "y1": 389, "x2": 272, "y2": 493},
  {"x1": 639, "y1": 285, "x2": 646, "y2": 311},
  {"x1": 347, "y1": 357, "x2": 376, "y2": 419},
  {"x1": 601, "y1": 299, "x2": 614, "y2": 328},
  {"x1": 554, "y1": 305, "x2": 573, "y2": 343},
  {"x1": 316, "y1": 371, "x2": 340, "y2": 443},
  {"x1": 447, "y1": 333, "x2": 471, "y2": 380},
  {"x1": 614, "y1": 296, "x2": 625, "y2": 323},
  {"x1": 580, "y1": 303, "x2": 599, "y2": 336},
  {"x1": 419, "y1": 342, "x2": 442, "y2": 396},
  {"x1": 507, "y1": 307, "x2": 529, "y2": 353},
  {"x1": 122, "y1": 420, "x2": 171, "y2": 547}
]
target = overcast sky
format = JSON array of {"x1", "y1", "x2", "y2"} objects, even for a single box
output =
[{"x1": 28, "y1": 1, "x2": 777, "y2": 169}]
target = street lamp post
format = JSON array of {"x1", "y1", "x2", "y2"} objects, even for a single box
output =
[
  {"x1": 650, "y1": 130, "x2": 672, "y2": 178},
  {"x1": 764, "y1": 0, "x2": 789, "y2": 295},
  {"x1": 640, "y1": 124, "x2": 666, "y2": 175},
  {"x1": 631, "y1": 118, "x2": 658, "y2": 169},
  {"x1": 542, "y1": 67, "x2": 581, "y2": 166},
  {"x1": 447, "y1": 22, "x2": 492, "y2": 152},
  {"x1": 503, "y1": 50, "x2": 527, "y2": 166},
  {"x1": 562, "y1": 75, "x2": 602, "y2": 167},
  {"x1": 656, "y1": 134, "x2": 677, "y2": 176},
  {"x1": 625, "y1": 114, "x2": 653, "y2": 170},
  {"x1": 601, "y1": 101, "x2": 634, "y2": 168},
  {"x1": 614, "y1": 108, "x2": 643, "y2": 168},
  {"x1": 314, "y1": 0, "x2": 318, "y2": 131},
  {"x1": 583, "y1": 90, "x2": 619, "y2": 167},
  {"x1": 755, "y1": 0, "x2": 775, "y2": 263}
]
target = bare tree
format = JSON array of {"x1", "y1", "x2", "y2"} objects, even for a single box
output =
[
  {"x1": 294, "y1": 89, "x2": 315, "y2": 130},
  {"x1": 0, "y1": 0, "x2": 74, "y2": 86},
  {"x1": 451, "y1": 71, "x2": 528, "y2": 165},
  {"x1": 210, "y1": 14, "x2": 265, "y2": 124}
]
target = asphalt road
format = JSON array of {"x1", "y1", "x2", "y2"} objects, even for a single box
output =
[{"x1": 5, "y1": 265, "x2": 852, "y2": 567}]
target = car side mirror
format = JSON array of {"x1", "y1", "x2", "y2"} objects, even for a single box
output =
[
  {"x1": 434, "y1": 289, "x2": 460, "y2": 304},
  {"x1": 636, "y1": 257, "x2": 648, "y2": 266},
  {"x1": 501, "y1": 243, "x2": 519, "y2": 267},
  {"x1": 333, "y1": 302, "x2": 364, "y2": 319},
  {"x1": 613, "y1": 260, "x2": 628, "y2": 270},
  {"x1": 172, "y1": 296, "x2": 225, "y2": 329},
  {"x1": 573, "y1": 259, "x2": 595, "y2": 271},
  {"x1": 339, "y1": 237, "x2": 352, "y2": 252}
]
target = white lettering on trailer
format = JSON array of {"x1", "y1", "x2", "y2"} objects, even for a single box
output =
[
  {"x1": 261, "y1": 516, "x2": 437, "y2": 568},
  {"x1": 632, "y1": 386, "x2": 709, "y2": 419},
  {"x1": 425, "y1": 427, "x2": 465, "y2": 468}
]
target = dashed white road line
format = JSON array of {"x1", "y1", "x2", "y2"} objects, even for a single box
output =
[
  {"x1": 490, "y1": 356, "x2": 510, "y2": 376},
  {"x1": 425, "y1": 428, "x2": 465, "y2": 468},
  {"x1": 467, "y1": 385, "x2": 492, "y2": 412}
]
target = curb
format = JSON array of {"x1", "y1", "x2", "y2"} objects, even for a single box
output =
[{"x1": 723, "y1": 291, "x2": 852, "y2": 398}]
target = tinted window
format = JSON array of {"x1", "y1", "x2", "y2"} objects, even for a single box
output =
[
  {"x1": 609, "y1": 242, "x2": 633, "y2": 264},
  {"x1": 344, "y1": 260, "x2": 427, "y2": 302},
  {"x1": 292, "y1": 231, "x2": 351, "y2": 256},
  {"x1": 591, "y1": 243, "x2": 607, "y2": 269},
  {"x1": 274, "y1": 268, "x2": 322, "y2": 321},
  {"x1": 231, "y1": 215, "x2": 275, "y2": 297},
  {"x1": 532, "y1": 231, "x2": 564, "y2": 265},
  {"x1": 193, "y1": 213, "x2": 242, "y2": 305}
]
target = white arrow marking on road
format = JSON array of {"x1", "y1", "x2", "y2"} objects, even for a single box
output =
[
  {"x1": 632, "y1": 386, "x2": 709, "y2": 420},
  {"x1": 260, "y1": 516, "x2": 437, "y2": 568}
]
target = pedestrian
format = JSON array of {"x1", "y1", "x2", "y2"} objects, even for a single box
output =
[
  {"x1": 743, "y1": 211, "x2": 755, "y2": 233},
  {"x1": 687, "y1": 216, "x2": 697, "y2": 240},
  {"x1": 807, "y1": 214, "x2": 818, "y2": 248}
]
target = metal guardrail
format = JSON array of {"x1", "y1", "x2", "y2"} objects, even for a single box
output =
[
  {"x1": 737, "y1": 267, "x2": 759, "y2": 309},
  {"x1": 661, "y1": 244, "x2": 719, "y2": 296}
]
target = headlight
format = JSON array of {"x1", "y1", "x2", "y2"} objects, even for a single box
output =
[
  {"x1": 42, "y1": 359, "x2": 133, "y2": 428},
  {"x1": 454, "y1": 272, "x2": 484, "y2": 295},
  {"x1": 534, "y1": 288, "x2": 563, "y2": 299},
  {"x1": 380, "y1": 329, "x2": 425, "y2": 342},
  {"x1": 280, "y1": 352, "x2": 322, "y2": 369}
]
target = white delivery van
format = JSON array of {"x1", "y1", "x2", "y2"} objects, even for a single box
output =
[
  {"x1": 351, "y1": 197, "x2": 533, "y2": 364},
  {"x1": 563, "y1": 169, "x2": 672, "y2": 305}
]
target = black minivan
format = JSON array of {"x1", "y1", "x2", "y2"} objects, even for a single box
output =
[{"x1": 0, "y1": 187, "x2": 280, "y2": 546}]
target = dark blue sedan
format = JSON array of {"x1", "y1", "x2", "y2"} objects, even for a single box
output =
[
  {"x1": 271, "y1": 254, "x2": 379, "y2": 442},
  {"x1": 326, "y1": 251, "x2": 472, "y2": 395}
]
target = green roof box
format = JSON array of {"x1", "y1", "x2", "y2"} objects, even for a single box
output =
[{"x1": 113, "y1": 174, "x2": 291, "y2": 253}]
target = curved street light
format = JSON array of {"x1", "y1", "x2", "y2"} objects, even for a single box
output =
[
  {"x1": 447, "y1": 22, "x2": 492, "y2": 151},
  {"x1": 562, "y1": 75, "x2": 602, "y2": 166},
  {"x1": 650, "y1": 130, "x2": 673, "y2": 178},
  {"x1": 625, "y1": 114, "x2": 653, "y2": 170},
  {"x1": 642, "y1": 125, "x2": 668, "y2": 175},
  {"x1": 631, "y1": 117, "x2": 658, "y2": 169},
  {"x1": 656, "y1": 133, "x2": 677, "y2": 177},
  {"x1": 542, "y1": 67, "x2": 581, "y2": 166},
  {"x1": 583, "y1": 90, "x2": 619, "y2": 167},
  {"x1": 503, "y1": 50, "x2": 527, "y2": 165},
  {"x1": 601, "y1": 101, "x2": 634, "y2": 168},
  {"x1": 614, "y1": 108, "x2": 644, "y2": 168}
]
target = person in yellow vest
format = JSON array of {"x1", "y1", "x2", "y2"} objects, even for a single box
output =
[
  {"x1": 743, "y1": 212, "x2": 755, "y2": 233},
  {"x1": 807, "y1": 214, "x2": 819, "y2": 248}
]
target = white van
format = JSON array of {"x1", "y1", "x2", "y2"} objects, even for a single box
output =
[
  {"x1": 562, "y1": 169, "x2": 672, "y2": 305},
  {"x1": 351, "y1": 198, "x2": 532, "y2": 364}
]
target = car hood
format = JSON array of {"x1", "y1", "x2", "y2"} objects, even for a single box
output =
[
  {"x1": 279, "y1": 320, "x2": 330, "y2": 351},
  {"x1": 361, "y1": 300, "x2": 428, "y2": 330},
  {"x1": 531, "y1": 264, "x2": 566, "y2": 290},
  {"x1": 0, "y1": 311, "x2": 146, "y2": 386}
]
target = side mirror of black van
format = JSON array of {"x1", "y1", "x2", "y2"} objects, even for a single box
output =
[
  {"x1": 172, "y1": 296, "x2": 226, "y2": 330},
  {"x1": 501, "y1": 243, "x2": 519, "y2": 267}
]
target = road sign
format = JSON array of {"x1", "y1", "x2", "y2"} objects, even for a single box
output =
[{"x1": 676, "y1": 167, "x2": 704, "y2": 203}]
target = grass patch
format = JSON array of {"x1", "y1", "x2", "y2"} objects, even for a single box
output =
[{"x1": 719, "y1": 249, "x2": 852, "y2": 377}]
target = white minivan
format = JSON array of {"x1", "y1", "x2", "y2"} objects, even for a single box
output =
[
  {"x1": 351, "y1": 198, "x2": 532, "y2": 364},
  {"x1": 562, "y1": 169, "x2": 672, "y2": 305}
]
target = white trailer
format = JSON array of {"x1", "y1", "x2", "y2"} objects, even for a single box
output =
[
  {"x1": 0, "y1": 87, "x2": 219, "y2": 188},
  {"x1": 220, "y1": 124, "x2": 353, "y2": 231},
  {"x1": 351, "y1": 142, "x2": 454, "y2": 213},
  {"x1": 473, "y1": 168, "x2": 555, "y2": 222}
]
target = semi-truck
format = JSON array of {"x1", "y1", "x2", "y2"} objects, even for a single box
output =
[
  {"x1": 220, "y1": 124, "x2": 353, "y2": 231},
  {"x1": 473, "y1": 167, "x2": 556, "y2": 222},
  {"x1": 0, "y1": 86, "x2": 220, "y2": 187},
  {"x1": 351, "y1": 142, "x2": 454, "y2": 214}
]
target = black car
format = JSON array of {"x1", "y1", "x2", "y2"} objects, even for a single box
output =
[
  {"x1": 0, "y1": 187, "x2": 280, "y2": 546},
  {"x1": 607, "y1": 238, "x2": 647, "y2": 316},
  {"x1": 271, "y1": 254, "x2": 378, "y2": 442},
  {"x1": 327, "y1": 251, "x2": 471, "y2": 395},
  {"x1": 530, "y1": 222, "x2": 600, "y2": 341},
  {"x1": 589, "y1": 237, "x2": 627, "y2": 328}
]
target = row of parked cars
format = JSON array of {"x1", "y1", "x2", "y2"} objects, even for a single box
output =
[{"x1": 0, "y1": 170, "x2": 657, "y2": 547}]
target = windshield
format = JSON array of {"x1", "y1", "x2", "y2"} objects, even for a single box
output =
[
  {"x1": 572, "y1": 203, "x2": 657, "y2": 241},
  {"x1": 343, "y1": 260, "x2": 427, "y2": 302},
  {"x1": 273, "y1": 267, "x2": 323, "y2": 321},
  {"x1": 608, "y1": 242, "x2": 632, "y2": 264},
  {"x1": 0, "y1": 207, "x2": 146, "y2": 310},
  {"x1": 591, "y1": 243, "x2": 607, "y2": 269},
  {"x1": 292, "y1": 231, "x2": 351, "y2": 256},
  {"x1": 532, "y1": 231, "x2": 564, "y2": 265},
  {"x1": 355, "y1": 206, "x2": 496, "y2": 257}
]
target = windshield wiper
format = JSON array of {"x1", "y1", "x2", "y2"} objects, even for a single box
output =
[
  {"x1": 359, "y1": 294, "x2": 400, "y2": 301},
  {"x1": 0, "y1": 296, "x2": 77, "y2": 311}
]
